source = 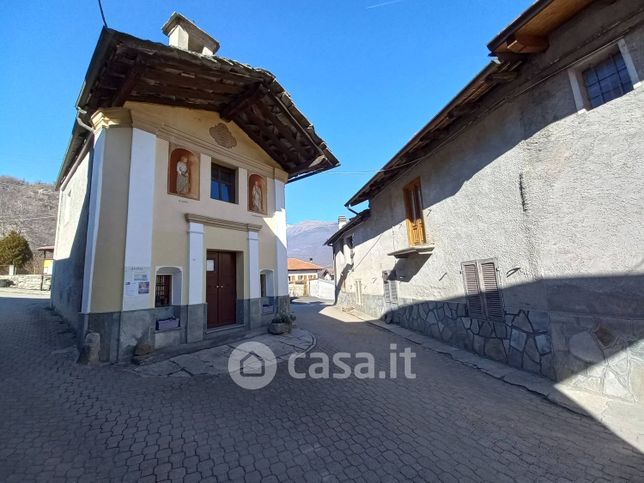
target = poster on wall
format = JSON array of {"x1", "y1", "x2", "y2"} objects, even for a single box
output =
[{"x1": 124, "y1": 266, "x2": 151, "y2": 298}]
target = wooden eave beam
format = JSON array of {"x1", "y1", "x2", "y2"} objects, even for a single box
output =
[
  {"x1": 507, "y1": 34, "x2": 549, "y2": 53},
  {"x1": 237, "y1": 114, "x2": 301, "y2": 168},
  {"x1": 219, "y1": 82, "x2": 268, "y2": 121},
  {"x1": 140, "y1": 68, "x2": 247, "y2": 95},
  {"x1": 251, "y1": 100, "x2": 309, "y2": 160},
  {"x1": 111, "y1": 57, "x2": 144, "y2": 107}
]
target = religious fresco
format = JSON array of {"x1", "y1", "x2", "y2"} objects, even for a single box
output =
[
  {"x1": 248, "y1": 174, "x2": 267, "y2": 215},
  {"x1": 168, "y1": 147, "x2": 200, "y2": 200}
]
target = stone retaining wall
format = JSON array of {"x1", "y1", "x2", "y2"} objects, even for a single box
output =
[
  {"x1": 0, "y1": 275, "x2": 51, "y2": 291},
  {"x1": 339, "y1": 291, "x2": 644, "y2": 403}
]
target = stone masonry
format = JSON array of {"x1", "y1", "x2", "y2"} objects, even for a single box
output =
[{"x1": 340, "y1": 291, "x2": 644, "y2": 404}]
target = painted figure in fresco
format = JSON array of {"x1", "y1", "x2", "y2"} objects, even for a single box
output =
[
  {"x1": 251, "y1": 178, "x2": 263, "y2": 213},
  {"x1": 176, "y1": 156, "x2": 190, "y2": 195}
]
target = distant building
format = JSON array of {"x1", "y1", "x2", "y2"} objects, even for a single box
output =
[
  {"x1": 327, "y1": 0, "x2": 644, "y2": 403},
  {"x1": 51, "y1": 13, "x2": 338, "y2": 362},
  {"x1": 287, "y1": 258, "x2": 323, "y2": 283}
]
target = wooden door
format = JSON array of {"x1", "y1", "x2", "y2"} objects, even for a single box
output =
[
  {"x1": 206, "y1": 251, "x2": 237, "y2": 328},
  {"x1": 403, "y1": 178, "x2": 426, "y2": 246}
]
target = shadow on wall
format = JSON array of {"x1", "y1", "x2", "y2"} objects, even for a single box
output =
[
  {"x1": 340, "y1": 273, "x2": 644, "y2": 405},
  {"x1": 50, "y1": 160, "x2": 92, "y2": 337}
]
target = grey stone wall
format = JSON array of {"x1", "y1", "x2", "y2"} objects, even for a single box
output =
[
  {"x1": 0, "y1": 275, "x2": 51, "y2": 291},
  {"x1": 341, "y1": 290, "x2": 643, "y2": 403}
]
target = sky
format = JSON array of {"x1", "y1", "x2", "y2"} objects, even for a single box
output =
[{"x1": 0, "y1": 0, "x2": 532, "y2": 224}]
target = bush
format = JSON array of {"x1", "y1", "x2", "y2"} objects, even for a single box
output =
[{"x1": 0, "y1": 231, "x2": 33, "y2": 269}]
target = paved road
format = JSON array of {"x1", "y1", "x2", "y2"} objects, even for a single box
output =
[{"x1": 0, "y1": 294, "x2": 642, "y2": 482}]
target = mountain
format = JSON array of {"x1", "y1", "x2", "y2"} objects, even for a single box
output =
[
  {"x1": 287, "y1": 220, "x2": 338, "y2": 268},
  {"x1": 0, "y1": 176, "x2": 340, "y2": 271},
  {"x1": 0, "y1": 176, "x2": 58, "y2": 257}
]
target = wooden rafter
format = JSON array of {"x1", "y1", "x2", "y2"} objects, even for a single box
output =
[{"x1": 220, "y1": 82, "x2": 268, "y2": 121}]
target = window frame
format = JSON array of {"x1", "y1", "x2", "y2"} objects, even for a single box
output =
[
  {"x1": 155, "y1": 274, "x2": 172, "y2": 308},
  {"x1": 210, "y1": 162, "x2": 237, "y2": 204},
  {"x1": 568, "y1": 39, "x2": 640, "y2": 112},
  {"x1": 402, "y1": 178, "x2": 427, "y2": 247}
]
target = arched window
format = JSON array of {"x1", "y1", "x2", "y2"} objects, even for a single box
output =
[
  {"x1": 155, "y1": 267, "x2": 182, "y2": 307},
  {"x1": 260, "y1": 269, "x2": 275, "y2": 314}
]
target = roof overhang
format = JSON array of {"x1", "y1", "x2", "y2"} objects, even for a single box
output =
[
  {"x1": 57, "y1": 28, "x2": 339, "y2": 188},
  {"x1": 346, "y1": 0, "x2": 594, "y2": 207},
  {"x1": 488, "y1": 0, "x2": 593, "y2": 55}
]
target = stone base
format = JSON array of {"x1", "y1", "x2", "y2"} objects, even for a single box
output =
[
  {"x1": 67, "y1": 295, "x2": 291, "y2": 363},
  {"x1": 338, "y1": 291, "x2": 644, "y2": 403}
]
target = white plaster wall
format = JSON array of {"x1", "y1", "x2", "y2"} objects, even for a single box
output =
[{"x1": 54, "y1": 152, "x2": 90, "y2": 261}]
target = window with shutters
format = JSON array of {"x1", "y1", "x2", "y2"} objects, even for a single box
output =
[
  {"x1": 461, "y1": 259, "x2": 504, "y2": 321},
  {"x1": 403, "y1": 178, "x2": 426, "y2": 246}
]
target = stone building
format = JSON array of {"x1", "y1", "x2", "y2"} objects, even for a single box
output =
[
  {"x1": 327, "y1": 0, "x2": 644, "y2": 403},
  {"x1": 52, "y1": 13, "x2": 338, "y2": 362}
]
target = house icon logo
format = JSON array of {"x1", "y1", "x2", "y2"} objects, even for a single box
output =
[
  {"x1": 228, "y1": 341, "x2": 276, "y2": 390},
  {"x1": 240, "y1": 351, "x2": 265, "y2": 377}
]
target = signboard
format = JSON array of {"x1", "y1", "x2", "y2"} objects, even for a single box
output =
[{"x1": 124, "y1": 266, "x2": 150, "y2": 298}]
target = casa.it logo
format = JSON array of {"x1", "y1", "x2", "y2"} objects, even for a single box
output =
[
  {"x1": 228, "y1": 342, "x2": 417, "y2": 390},
  {"x1": 228, "y1": 342, "x2": 277, "y2": 390}
]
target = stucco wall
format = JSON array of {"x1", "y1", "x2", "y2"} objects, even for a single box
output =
[
  {"x1": 51, "y1": 151, "x2": 91, "y2": 329},
  {"x1": 335, "y1": 1, "x2": 644, "y2": 401},
  {"x1": 139, "y1": 103, "x2": 287, "y2": 305}
]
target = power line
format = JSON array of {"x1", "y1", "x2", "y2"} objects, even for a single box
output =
[{"x1": 98, "y1": 0, "x2": 108, "y2": 28}]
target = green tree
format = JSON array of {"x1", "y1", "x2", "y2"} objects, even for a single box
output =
[{"x1": 0, "y1": 231, "x2": 33, "y2": 268}]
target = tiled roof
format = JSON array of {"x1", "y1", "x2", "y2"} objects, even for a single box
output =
[{"x1": 288, "y1": 258, "x2": 323, "y2": 271}]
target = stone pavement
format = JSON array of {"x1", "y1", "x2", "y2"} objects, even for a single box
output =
[
  {"x1": 0, "y1": 293, "x2": 643, "y2": 482},
  {"x1": 133, "y1": 329, "x2": 315, "y2": 378},
  {"x1": 352, "y1": 311, "x2": 644, "y2": 452}
]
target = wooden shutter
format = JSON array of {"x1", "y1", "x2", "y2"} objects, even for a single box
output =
[
  {"x1": 480, "y1": 261, "x2": 504, "y2": 320},
  {"x1": 462, "y1": 262, "x2": 484, "y2": 318},
  {"x1": 403, "y1": 178, "x2": 426, "y2": 246}
]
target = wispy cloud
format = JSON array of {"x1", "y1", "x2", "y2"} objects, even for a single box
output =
[{"x1": 366, "y1": 0, "x2": 405, "y2": 9}]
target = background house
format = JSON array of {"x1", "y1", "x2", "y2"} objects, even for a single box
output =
[
  {"x1": 287, "y1": 257, "x2": 323, "y2": 297},
  {"x1": 328, "y1": 0, "x2": 644, "y2": 403}
]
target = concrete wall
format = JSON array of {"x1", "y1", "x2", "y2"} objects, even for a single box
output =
[
  {"x1": 335, "y1": 1, "x2": 644, "y2": 402},
  {"x1": 309, "y1": 279, "x2": 335, "y2": 300}
]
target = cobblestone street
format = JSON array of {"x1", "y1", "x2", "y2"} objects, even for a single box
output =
[{"x1": 0, "y1": 293, "x2": 642, "y2": 482}]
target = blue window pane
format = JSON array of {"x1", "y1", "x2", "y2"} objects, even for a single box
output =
[
  {"x1": 582, "y1": 52, "x2": 632, "y2": 109},
  {"x1": 211, "y1": 181, "x2": 220, "y2": 200},
  {"x1": 221, "y1": 184, "x2": 231, "y2": 202}
]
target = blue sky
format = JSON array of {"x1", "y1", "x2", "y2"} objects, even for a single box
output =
[{"x1": 0, "y1": 0, "x2": 531, "y2": 223}]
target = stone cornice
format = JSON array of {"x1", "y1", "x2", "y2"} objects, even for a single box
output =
[
  {"x1": 185, "y1": 213, "x2": 262, "y2": 233},
  {"x1": 91, "y1": 108, "x2": 132, "y2": 131}
]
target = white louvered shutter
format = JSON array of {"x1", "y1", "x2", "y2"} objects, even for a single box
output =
[
  {"x1": 462, "y1": 262, "x2": 484, "y2": 318},
  {"x1": 480, "y1": 261, "x2": 504, "y2": 320}
]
